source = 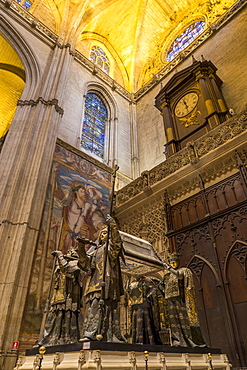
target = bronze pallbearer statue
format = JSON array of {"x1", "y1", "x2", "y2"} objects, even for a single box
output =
[{"x1": 159, "y1": 253, "x2": 207, "y2": 347}]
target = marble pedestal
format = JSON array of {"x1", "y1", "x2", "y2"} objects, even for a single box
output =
[{"x1": 14, "y1": 342, "x2": 231, "y2": 370}]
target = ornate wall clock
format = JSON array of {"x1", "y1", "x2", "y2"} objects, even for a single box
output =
[
  {"x1": 174, "y1": 92, "x2": 199, "y2": 118},
  {"x1": 155, "y1": 57, "x2": 229, "y2": 156}
]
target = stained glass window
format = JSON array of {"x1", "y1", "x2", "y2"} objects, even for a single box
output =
[
  {"x1": 166, "y1": 21, "x2": 206, "y2": 62},
  {"x1": 14, "y1": 0, "x2": 32, "y2": 9},
  {"x1": 22, "y1": 0, "x2": 32, "y2": 9},
  {"x1": 90, "y1": 46, "x2": 110, "y2": 74},
  {"x1": 81, "y1": 93, "x2": 107, "y2": 159}
]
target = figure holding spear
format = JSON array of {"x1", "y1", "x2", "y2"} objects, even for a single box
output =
[
  {"x1": 38, "y1": 238, "x2": 86, "y2": 346},
  {"x1": 77, "y1": 165, "x2": 126, "y2": 342}
]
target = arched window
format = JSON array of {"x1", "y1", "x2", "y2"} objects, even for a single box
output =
[
  {"x1": 89, "y1": 46, "x2": 110, "y2": 74},
  {"x1": 166, "y1": 21, "x2": 206, "y2": 62},
  {"x1": 81, "y1": 92, "x2": 107, "y2": 159},
  {"x1": 14, "y1": 0, "x2": 32, "y2": 9}
]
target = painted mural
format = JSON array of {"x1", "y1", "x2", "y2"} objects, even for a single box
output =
[
  {"x1": 19, "y1": 143, "x2": 111, "y2": 350},
  {"x1": 52, "y1": 144, "x2": 111, "y2": 253}
]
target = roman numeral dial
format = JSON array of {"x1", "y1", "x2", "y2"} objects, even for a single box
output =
[{"x1": 174, "y1": 92, "x2": 198, "y2": 118}]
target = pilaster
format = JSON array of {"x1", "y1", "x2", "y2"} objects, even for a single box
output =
[
  {"x1": 0, "y1": 43, "x2": 73, "y2": 370},
  {"x1": 129, "y1": 100, "x2": 140, "y2": 179}
]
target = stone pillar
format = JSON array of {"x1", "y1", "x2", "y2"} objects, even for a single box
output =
[
  {"x1": 0, "y1": 44, "x2": 73, "y2": 370},
  {"x1": 129, "y1": 100, "x2": 140, "y2": 179}
]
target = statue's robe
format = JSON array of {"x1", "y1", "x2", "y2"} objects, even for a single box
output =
[
  {"x1": 78, "y1": 221, "x2": 125, "y2": 342},
  {"x1": 162, "y1": 267, "x2": 206, "y2": 347}
]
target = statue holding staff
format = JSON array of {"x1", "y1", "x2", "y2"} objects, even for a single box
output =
[
  {"x1": 78, "y1": 215, "x2": 126, "y2": 342},
  {"x1": 78, "y1": 164, "x2": 126, "y2": 342},
  {"x1": 159, "y1": 253, "x2": 207, "y2": 347},
  {"x1": 38, "y1": 247, "x2": 85, "y2": 346}
]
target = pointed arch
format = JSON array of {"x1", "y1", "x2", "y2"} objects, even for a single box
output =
[
  {"x1": 0, "y1": 15, "x2": 40, "y2": 100},
  {"x1": 224, "y1": 239, "x2": 247, "y2": 283},
  {"x1": 80, "y1": 82, "x2": 118, "y2": 167},
  {"x1": 187, "y1": 254, "x2": 221, "y2": 287}
]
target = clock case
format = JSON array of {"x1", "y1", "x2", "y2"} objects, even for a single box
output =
[{"x1": 155, "y1": 58, "x2": 230, "y2": 157}]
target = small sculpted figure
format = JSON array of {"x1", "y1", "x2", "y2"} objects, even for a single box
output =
[
  {"x1": 39, "y1": 248, "x2": 85, "y2": 346},
  {"x1": 77, "y1": 215, "x2": 126, "y2": 342},
  {"x1": 159, "y1": 253, "x2": 207, "y2": 347},
  {"x1": 127, "y1": 276, "x2": 162, "y2": 345}
]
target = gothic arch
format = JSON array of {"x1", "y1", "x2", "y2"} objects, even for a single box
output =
[
  {"x1": 223, "y1": 239, "x2": 247, "y2": 282},
  {"x1": 77, "y1": 33, "x2": 129, "y2": 89},
  {"x1": 85, "y1": 82, "x2": 118, "y2": 116},
  {"x1": 187, "y1": 254, "x2": 221, "y2": 287},
  {"x1": 0, "y1": 15, "x2": 40, "y2": 100}
]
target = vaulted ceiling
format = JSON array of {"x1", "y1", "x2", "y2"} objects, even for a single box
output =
[{"x1": 8, "y1": 0, "x2": 239, "y2": 91}]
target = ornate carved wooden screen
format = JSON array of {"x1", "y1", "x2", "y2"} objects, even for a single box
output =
[{"x1": 165, "y1": 167, "x2": 247, "y2": 367}]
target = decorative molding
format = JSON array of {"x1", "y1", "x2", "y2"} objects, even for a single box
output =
[
  {"x1": 223, "y1": 239, "x2": 247, "y2": 280},
  {"x1": 56, "y1": 138, "x2": 112, "y2": 174},
  {"x1": 5, "y1": 0, "x2": 58, "y2": 43},
  {"x1": 230, "y1": 241, "x2": 247, "y2": 267},
  {"x1": 74, "y1": 50, "x2": 132, "y2": 102},
  {"x1": 1, "y1": 219, "x2": 39, "y2": 231},
  {"x1": 128, "y1": 351, "x2": 137, "y2": 370},
  {"x1": 116, "y1": 105, "x2": 247, "y2": 206},
  {"x1": 17, "y1": 97, "x2": 64, "y2": 116},
  {"x1": 158, "y1": 352, "x2": 167, "y2": 370},
  {"x1": 93, "y1": 350, "x2": 102, "y2": 370},
  {"x1": 188, "y1": 256, "x2": 205, "y2": 278},
  {"x1": 0, "y1": 0, "x2": 132, "y2": 101},
  {"x1": 78, "y1": 351, "x2": 86, "y2": 370},
  {"x1": 118, "y1": 195, "x2": 166, "y2": 245},
  {"x1": 53, "y1": 352, "x2": 63, "y2": 369}
]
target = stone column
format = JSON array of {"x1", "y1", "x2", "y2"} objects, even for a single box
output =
[
  {"x1": 0, "y1": 44, "x2": 73, "y2": 370},
  {"x1": 129, "y1": 100, "x2": 140, "y2": 179}
]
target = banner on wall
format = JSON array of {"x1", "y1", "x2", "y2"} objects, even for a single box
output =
[
  {"x1": 51, "y1": 144, "x2": 111, "y2": 253},
  {"x1": 19, "y1": 143, "x2": 112, "y2": 349}
]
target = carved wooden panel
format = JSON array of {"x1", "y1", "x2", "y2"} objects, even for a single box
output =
[
  {"x1": 169, "y1": 173, "x2": 246, "y2": 232},
  {"x1": 166, "y1": 170, "x2": 247, "y2": 367}
]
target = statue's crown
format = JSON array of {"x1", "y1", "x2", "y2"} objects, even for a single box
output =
[{"x1": 168, "y1": 252, "x2": 179, "y2": 262}]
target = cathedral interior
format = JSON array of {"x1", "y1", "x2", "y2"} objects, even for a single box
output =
[{"x1": 0, "y1": 0, "x2": 247, "y2": 369}]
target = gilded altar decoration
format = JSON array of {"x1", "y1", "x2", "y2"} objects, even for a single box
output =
[{"x1": 179, "y1": 109, "x2": 201, "y2": 127}]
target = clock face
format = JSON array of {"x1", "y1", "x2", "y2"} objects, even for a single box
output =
[{"x1": 174, "y1": 92, "x2": 199, "y2": 118}]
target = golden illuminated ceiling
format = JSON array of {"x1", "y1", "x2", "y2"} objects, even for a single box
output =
[
  {"x1": 5, "y1": 0, "x2": 239, "y2": 92},
  {"x1": 0, "y1": 34, "x2": 25, "y2": 138}
]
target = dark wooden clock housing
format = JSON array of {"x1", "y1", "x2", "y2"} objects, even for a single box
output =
[{"x1": 155, "y1": 57, "x2": 230, "y2": 156}]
